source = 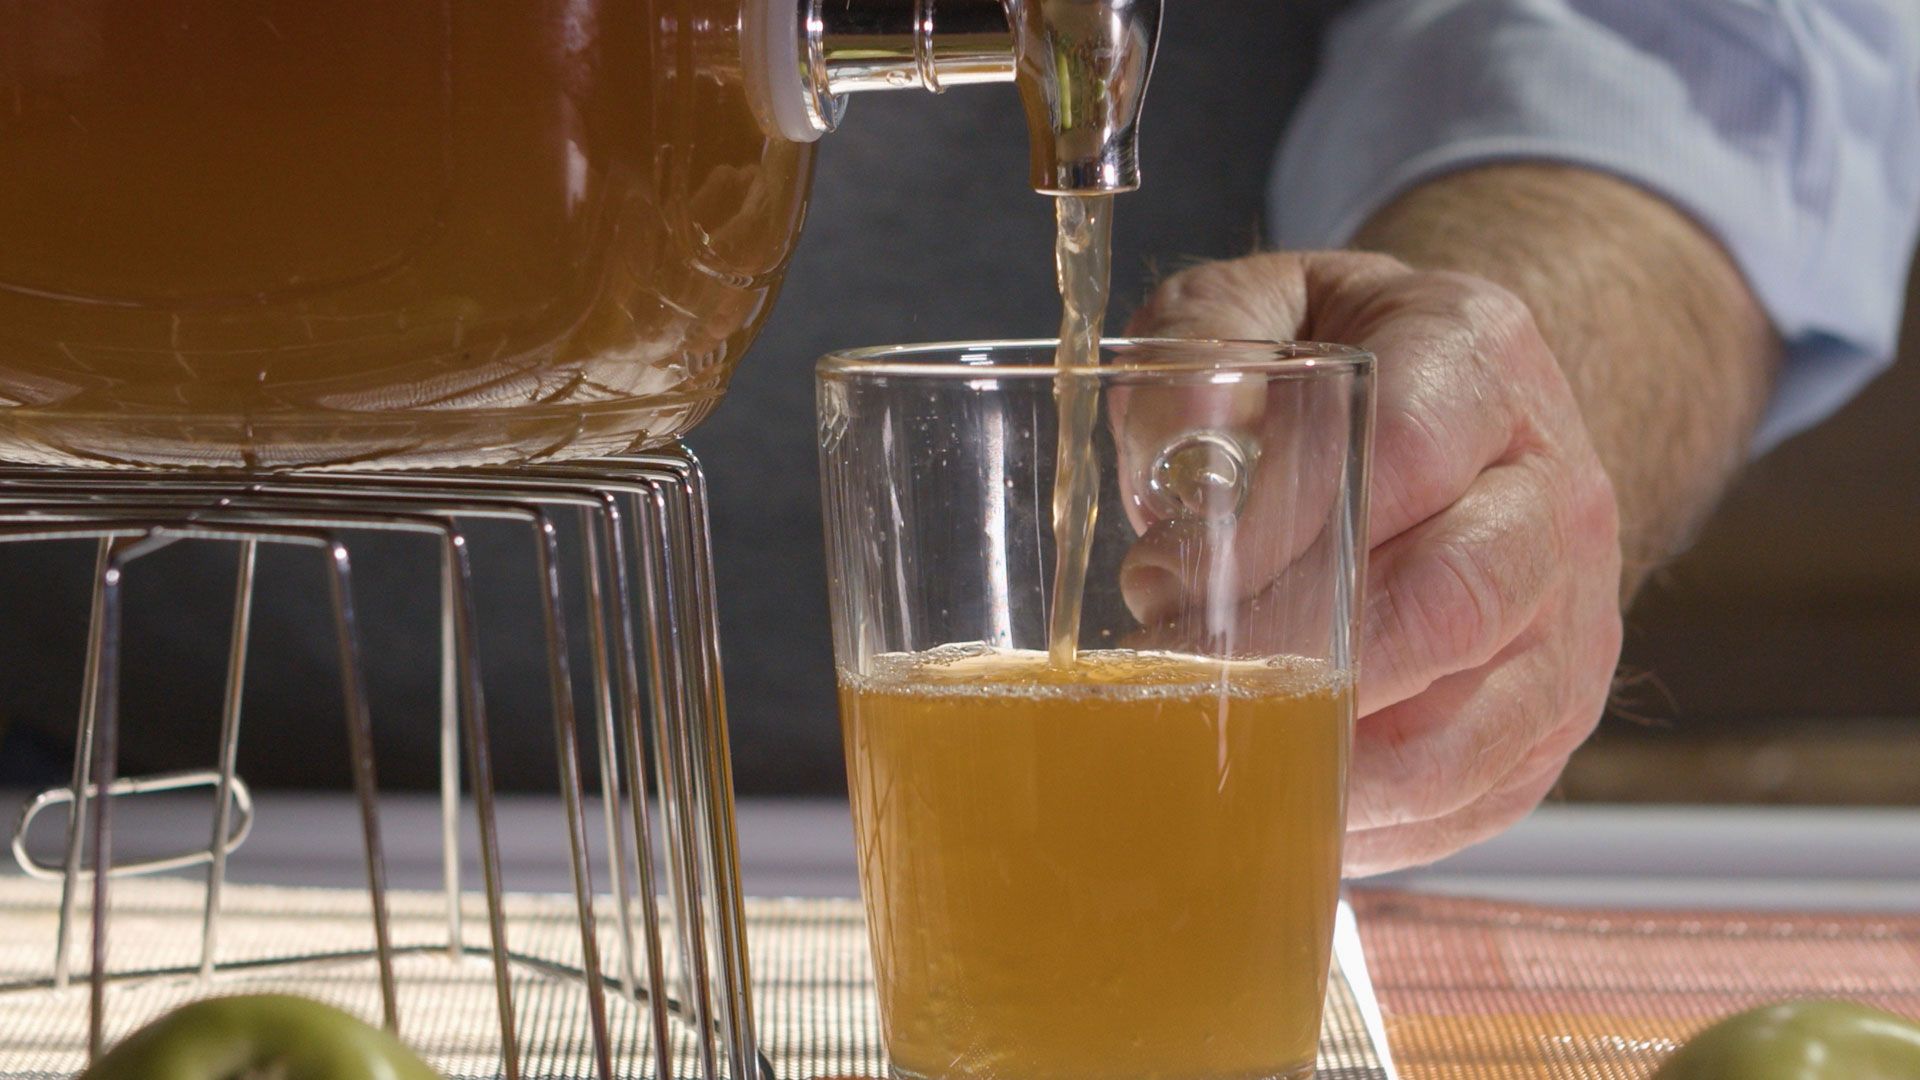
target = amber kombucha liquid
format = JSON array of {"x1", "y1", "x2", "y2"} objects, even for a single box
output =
[
  {"x1": 840, "y1": 645, "x2": 1350, "y2": 1080},
  {"x1": 1046, "y1": 193, "x2": 1111, "y2": 664},
  {"x1": 0, "y1": 0, "x2": 811, "y2": 467}
]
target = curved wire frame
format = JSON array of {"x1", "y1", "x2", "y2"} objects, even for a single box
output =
[{"x1": 0, "y1": 449, "x2": 764, "y2": 1080}]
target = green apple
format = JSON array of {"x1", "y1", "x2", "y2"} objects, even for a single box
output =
[
  {"x1": 1655, "y1": 999, "x2": 1920, "y2": 1080},
  {"x1": 82, "y1": 994, "x2": 443, "y2": 1080}
]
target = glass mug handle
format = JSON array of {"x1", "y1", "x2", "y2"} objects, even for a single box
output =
[{"x1": 1141, "y1": 429, "x2": 1259, "y2": 525}]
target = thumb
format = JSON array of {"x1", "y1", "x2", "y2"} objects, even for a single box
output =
[
  {"x1": 1112, "y1": 255, "x2": 1315, "y2": 537},
  {"x1": 1113, "y1": 255, "x2": 1320, "y2": 534},
  {"x1": 1126, "y1": 252, "x2": 1313, "y2": 340},
  {"x1": 1110, "y1": 254, "x2": 1364, "y2": 631}
]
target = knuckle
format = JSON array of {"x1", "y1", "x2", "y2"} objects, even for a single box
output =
[
  {"x1": 1350, "y1": 739, "x2": 1572, "y2": 875},
  {"x1": 1356, "y1": 681, "x2": 1533, "y2": 829},
  {"x1": 1526, "y1": 618, "x2": 1618, "y2": 771},
  {"x1": 1536, "y1": 455, "x2": 1618, "y2": 581},
  {"x1": 1407, "y1": 537, "x2": 1506, "y2": 668},
  {"x1": 1578, "y1": 466, "x2": 1624, "y2": 556},
  {"x1": 1472, "y1": 767, "x2": 1559, "y2": 838},
  {"x1": 1343, "y1": 753, "x2": 1401, "y2": 834},
  {"x1": 1309, "y1": 249, "x2": 1411, "y2": 284},
  {"x1": 1353, "y1": 713, "x2": 1448, "y2": 827},
  {"x1": 1448, "y1": 698, "x2": 1537, "y2": 818},
  {"x1": 1455, "y1": 275, "x2": 1540, "y2": 346},
  {"x1": 1160, "y1": 254, "x2": 1279, "y2": 304},
  {"x1": 1431, "y1": 756, "x2": 1564, "y2": 863},
  {"x1": 1426, "y1": 271, "x2": 1552, "y2": 387},
  {"x1": 1375, "y1": 406, "x2": 1453, "y2": 481},
  {"x1": 1596, "y1": 607, "x2": 1625, "y2": 665},
  {"x1": 1531, "y1": 681, "x2": 1604, "y2": 774},
  {"x1": 1492, "y1": 750, "x2": 1574, "y2": 822},
  {"x1": 1370, "y1": 410, "x2": 1455, "y2": 526},
  {"x1": 1145, "y1": 257, "x2": 1297, "y2": 339},
  {"x1": 1574, "y1": 618, "x2": 1624, "y2": 737},
  {"x1": 1441, "y1": 806, "x2": 1526, "y2": 862},
  {"x1": 1157, "y1": 260, "x2": 1238, "y2": 306}
]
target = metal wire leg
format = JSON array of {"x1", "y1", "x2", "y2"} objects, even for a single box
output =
[
  {"x1": 581, "y1": 507, "x2": 641, "y2": 1003},
  {"x1": 439, "y1": 545, "x2": 463, "y2": 961},
  {"x1": 54, "y1": 538, "x2": 111, "y2": 992},
  {"x1": 662, "y1": 466, "x2": 727, "y2": 1070},
  {"x1": 662, "y1": 460, "x2": 754, "y2": 1079},
  {"x1": 201, "y1": 539, "x2": 256, "y2": 981},
  {"x1": 600, "y1": 495, "x2": 678, "y2": 1080},
  {"x1": 638, "y1": 480, "x2": 720, "y2": 1080},
  {"x1": 85, "y1": 544, "x2": 131, "y2": 1063},
  {"x1": 679, "y1": 457, "x2": 761, "y2": 1079},
  {"x1": 2, "y1": 459, "x2": 765, "y2": 1078},
  {"x1": 532, "y1": 512, "x2": 615, "y2": 1080},
  {"x1": 326, "y1": 539, "x2": 399, "y2": 1033},
  {"x1": 445, "y1": 532, "x2": 522, "y2": 1080}
]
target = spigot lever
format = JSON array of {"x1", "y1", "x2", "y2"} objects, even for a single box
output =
[{"x1": 746, "y1": 0, "x2": 1161, "y2": 195}]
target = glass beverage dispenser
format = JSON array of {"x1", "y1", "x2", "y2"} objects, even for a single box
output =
[{"x1": 0, "y1": 0, "x2": 1159, "y2": 469}]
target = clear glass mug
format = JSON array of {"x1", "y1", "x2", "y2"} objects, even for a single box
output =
[{"x1": 818, "y1": 340, "x2": 1374, "y2": 1080}]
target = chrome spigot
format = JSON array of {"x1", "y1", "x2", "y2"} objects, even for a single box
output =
[
  {"x1": 744, "y1": 0, "x2": 1163, "y2": 195},
  {"x1": 1003, "y1": 0, "x2": 1161, "y2": 193}
]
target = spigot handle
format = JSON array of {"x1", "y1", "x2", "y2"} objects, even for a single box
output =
[{"x1": 742, "y1": 0, "x2": 1160, "y2": 195}]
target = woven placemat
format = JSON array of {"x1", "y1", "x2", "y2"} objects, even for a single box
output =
[
  {"x1": 0, "y1": 876, "x2": 1388, "y2": 1078},
  {"x1": 1351, "y1": 889, "x2": 1920, "y2": 1079}
]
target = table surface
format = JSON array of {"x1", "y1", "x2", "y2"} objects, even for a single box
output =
[
  {"x1": 7, "y1": 791, "x2": 1917, "y2": 1079},
  {"x1": 11, "y1": 790, "x2": 1915, "y2": 910}
]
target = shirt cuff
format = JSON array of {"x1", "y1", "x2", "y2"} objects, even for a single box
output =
[{"x1": 1268, "y1": 0, "x2": 1920, "y2": 451}]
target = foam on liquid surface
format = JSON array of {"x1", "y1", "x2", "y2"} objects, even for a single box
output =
[{"x1": 843, "y1": 642, "x2": 1347, "y2": 701}]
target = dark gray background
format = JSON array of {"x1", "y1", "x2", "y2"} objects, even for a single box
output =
[{"x1": 0, "y1": 3, "x2": 1340, "y2": 793}]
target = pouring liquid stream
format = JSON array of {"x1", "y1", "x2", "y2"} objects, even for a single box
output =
[{"x1": 1047, "y1": 193, "x2": 1114, "y2": 667}]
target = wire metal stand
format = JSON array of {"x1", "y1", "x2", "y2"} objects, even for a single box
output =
[{"x1": 0, "y1": 448, "x2": 762, "y2": 1080}]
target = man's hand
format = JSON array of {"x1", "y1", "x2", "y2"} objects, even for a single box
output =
[
  {"x1": 1122, "y1": 164, "x2": 1780, "y2": 875},
  {"x1": 1126, "y1": 250, "x2": 1624, "y2": 875}
]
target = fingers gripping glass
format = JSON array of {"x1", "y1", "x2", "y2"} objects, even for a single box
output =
[{"x1": 817, "y1": 339, "x2": 1375, "y2": 1080}]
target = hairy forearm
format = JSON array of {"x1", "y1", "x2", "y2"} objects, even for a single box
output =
[{"x1": 1351, "y1": 163, "x2": 1782, "y2": 597}]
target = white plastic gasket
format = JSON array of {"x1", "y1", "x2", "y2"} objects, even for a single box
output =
[{"x1": 740, "y1": 0, "x2": 832, "y2": 142}]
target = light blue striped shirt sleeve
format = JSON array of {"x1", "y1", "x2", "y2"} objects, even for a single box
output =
[{"x1": 1268, "y1": 0, "x2": 1920, "y2": 450}]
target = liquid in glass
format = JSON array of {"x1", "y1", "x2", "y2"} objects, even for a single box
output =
[{"x1": 840, "y1": 644, "x2": 1351, "y2": 1080}]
